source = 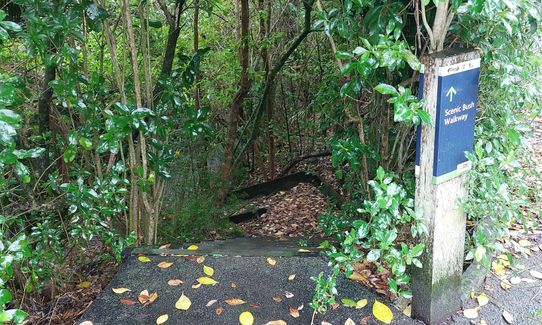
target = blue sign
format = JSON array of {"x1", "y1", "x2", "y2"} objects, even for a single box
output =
[{"x1": 416, "y1": 59, "x2": 480, "y2": 184}]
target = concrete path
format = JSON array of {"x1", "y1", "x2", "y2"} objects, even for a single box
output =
[{"x1": 79, "y1": 238, "x2": 420, "y2": 325}]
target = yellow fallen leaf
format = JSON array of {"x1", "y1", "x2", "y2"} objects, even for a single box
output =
[
  {"x1": 267, "y1": 257, "x2": 276, "y2": 266},
  {"x1": 197, "y1": 277, "x2": 218, "y2": 285},
  {"x1": 187, "y1": 245, "x2": 198, "y2": 250},
  {"x1": 477, "y1": 293, "x2": 489, "y2": 307},
  {"x1": 225, "y1": 298, "x2": 246, "y2": 305},
  {"x1": 263, "y1": 321, "x2": 286, "y2": 325},
  {"x1": 79, "y1": 281, "x2": 92, "y2": 289},
  {"x1": 157, "y1": 262, "x2": 173, "y2": 269},
  {"x1": 348, "y1": 271, "x2": 368, "y2": 282},
  {"x1": 403, "y1": 305, "x2": 412, "y2": 317},
  {"x1": 196, "y1": 256, "x2": 205, "y2": 264},
  {"x1": 492, "y1": 261, "x2": 506, "y2": 276},
  {"x1": 298, "y1": 249, "x2": 311, "y2": 253},
  {"x1": 356, "y1": 299, "x2": 368, "y2": 309},
  {"x1": 373, "y1": 300, "x2": 394, "y2": 324},
  {"x1": 112, "y1": 287, "x2": 131, "y2": 294},
  {"x1": 463, "y1": 308, "x2": 479, "y2": 319},
  {"x1": 239, "y1": 311, "x2": 254, "y2": 325},
  {"x1": 288, "y1": 274, "x2": 296, "y2": 281},
  {"x1": 500, "y1": 281, "x2": 512, "y2": 290},
  {"x1": 175, "y1": 293, "x2": 191, "y2": 310},
  {"x1": 146, "y1": 292, "x2": 158, "y2": 306},
  {"x1": 344, "y1": 318, "x2": 355, "y2": 325},
  {"x1": 518, "y1": 239, "x2": 531, "y2": 247},
  {"x1": 79, "y1": 322, "x2": 94, "y2": 325},
  {"x1": 138, "y1": 256, "x2": 151, "y2": 263},
  {"x1": 203, "y1": 265, "x2": 214, "y2": 277},
  {"x1": 192, "y1": 283, "x2": 202, "y2": 289},
  {"x1": 156, "y1": 314, "x2": 168, "y2": 324}
]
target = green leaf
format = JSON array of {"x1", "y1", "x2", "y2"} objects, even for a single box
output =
[
  {"x1": 0, "y1": 21, "x2": 21, "y2": 32},
  {"x1": 410, "y1": 244, "x2": 424, "y2": 257},
  {"x1": 374, "y1": 84, "x2": 398, "y2": 95},
  {"x1": 341, "y1": 298, "x2": 357, "y2": 307},
  {"x1": 367, "y1": 249, "x2": 381, "y2": 262},
  {"x1": 336, "y1": 51, "x2": 353, "y2": 60},
  {"x1": 0, "y1": 289, "x2": 12, "y2": 305},
  {"x1": 0, "y1": 109, "x2": 21, "y2": 124},
  {"x1": 79, "y1": 137, "x2": 93, "y2": 150},
  {"x1": 63, "y1": 148, "x2": 76, "y2": 163}
]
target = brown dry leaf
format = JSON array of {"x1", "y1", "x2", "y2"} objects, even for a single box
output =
[
  {"x1": 112, "y1": 287, "x2": 131, "y2": 294},
  {"x1": 225, "y1": 298, "x2": 246, "y2": 306},
  {"x1": 120, "y1": 299, "x2": 137, "y2": 305},
  {"x1": 168, "y1": 279, "x2": 183, "y2": 286},
  {"x1": 267, "y1": 257, "x2": 277, "y2": 266},
  {"x1": 272, "y1": 296, "x2": 282, "y2": 303},
  {"x1": 249, "y1": 303, "x2": 260, "y2": 308},
  {"x1": 138, "y1": 290, "x2": 150, "y2": 304},
  {"x1": 289, "y1": 306, "x2": 300, "y2": 318},
  {"x1": 215, "y1": 307, "x2": 224, "y2": 315},
  {"x1": 321, "y1": 322, "x2": 332, "y2": 325},
  {"x1": 159, "y1": 243, "x2": 171, "y2": 249},
  {"x1": 157, "y1": 261, "x2": 174, "y2": 269},
  {"x1": 359, "y1": 316, "x2": 371, "y2": 325},
  {"x1": 196, "y1": 256, "x2": 205, "y2": 264},
  {"x1": 231, "y1": 282, "x2": 237, "y2": 288},
  {"x1": 206, "y1": 299, "x2": 218, "y2": 307},
  {"x1": 348, "y1": 271, "x2": 368, "y2": 282},
  {"x1": 263, "y1": 321, "x2": 286, "y2": 325},
  {"x1": 288, "y1": 274, "x2": 296, "y2": 281},
  {"x1": 145, "y1": 292, "x2": 158, "y2": 306},
  {"x1": 284, "y1": 291, "x2": 294, "y2": 298}
]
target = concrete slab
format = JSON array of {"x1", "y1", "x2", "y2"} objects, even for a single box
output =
[{"x1": 80, "y1": 239, "x2": 421, "y2": 325}]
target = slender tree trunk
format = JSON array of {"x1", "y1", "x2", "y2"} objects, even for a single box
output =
[
  {"x1": 193, "y1": 0, "x2": 201, "y2": 110},
  {"x1": 217, "y1": 0, "x2": 250, "y2": 204}
]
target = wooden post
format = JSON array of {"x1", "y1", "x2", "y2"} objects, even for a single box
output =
[{"x1": 412, "y1": 48, "x2": 480, "y2": 324}]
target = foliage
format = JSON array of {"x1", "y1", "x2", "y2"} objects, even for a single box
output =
[
  {"x1": 455, "y1": 0, "x2": 542, "y2": 267},
  {"x1": 317, "y1": 167, "x2": 426, "y2": 308}
]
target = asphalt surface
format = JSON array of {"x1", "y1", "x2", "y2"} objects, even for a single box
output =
[{"x1": 80, "y1": 239, "x2": 420, "y2": 325}]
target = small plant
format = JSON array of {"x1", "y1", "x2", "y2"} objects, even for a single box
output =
[{"x1": 313, "y1": 167, "x2": 426, "y2": 311}]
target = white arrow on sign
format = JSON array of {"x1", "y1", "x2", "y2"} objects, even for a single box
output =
[{"x1": 446, "y1": 86, "x2": 457, "y2": 102}]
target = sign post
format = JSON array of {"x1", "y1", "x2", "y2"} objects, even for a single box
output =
[{"x1": 412, "y1": 48, "x2": 480, "y2": 324}]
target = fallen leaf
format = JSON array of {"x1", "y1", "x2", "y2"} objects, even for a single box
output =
[
  {"x1": 263, "y1": 321, "x2": 286, "y2": 325},
  {"x1": 196, "y1": 256, "x2": 205, "y2": 263},
  {"x1": 341, "y1": 298, "x2": 357, "y2": 307},
  {"x1": 138, "y1": 256, "x2": 151, "y2": 263},
  {"x1": 112, "y1": 287, "x2": 131, "y2": 294},
  {"x1": 206, "y1": 299, "x2": 218, "y2": 307},
  {"x1": 168, "y1": 279, "x2": 183, "y2": 286},
  {"x1": 197, "y1": 277, "x2": 218, "y2": 285},
  {"x1": 348, "y1": 272, "x2": 369, "y2": 282},
  {"x1": 79, "y1": 322, "x2": 94, "y2": 325},
  {"x1": 373, "y1": 300, "x2": 394, "y2": 324},
  {"x1": 529, "y1": 270, "x2": 542, "y2": 279},
  {"x1": 156, "y1": 314, "x2": 168, "y2": 324},
  {"x1": 239, "y1": 311, "x2": 254, "y2": 325},
  {"x1": 321, "y1": 322, "x2": 332, "y2": 325},
  {"x1": 138, "y1": 290, "x2": 150, "y2": 304},
  {"x1": 356, "y1": 299, "x2": 368, "y2": 309},
  {"x1": 523, "y1": 278, "x2": 537, "y2": 283},
  {"x1": 79, "y1": 281, "x2": 92, "y2": 289},
  {"x1": 249, "y1": 303, "x2": 260, "y2": 308},
  {"x1": 477, "y1": 293, "x2": 489, "y2": 307},
  {"x1": 518, "y1": 239, "x2": 531, "y2": 247},
  {"x1": 187, "y1": 245, "x2": 198, "y2": 250},
  {"x1": 231, "y1": 282, "x2": 237, "y2": 288},
  {"x1": 225, "y1": 298, "x2": 246, "y2": 305},
  {"x1": 298, "y1": 249, "x2": 311, "y2": 253},
  {"x1": 204, "y1": 265, "x2": 215, "y2": 276},
  {"x1": 158, "y1": 261, "x2": 174, "y2": 269},
  {"x1": 289, "y1": 306, "x2": 300, "y2": 318},
  {"x1": 359, "y1": 316, "x2": 371, "y2": 324},
  {"x1": 288, "y1": 274, "x2": 296, "y2": 281},
  {"x1": 510, "y1": 276, "x2": 521, "y2": 284},
  {"x1": 145, "y1": 292, "x2": 158, "y2": 306},
  {"x1": 216, "y1": 307, "x2": 224, "y2": 315},
  {"x1": 463, "y1": 308, "x2": 479, "y2": 319},
  {"x1": 502, "y1": 310, "x2": 514, "y2": 323},
  {"x1": 159, "y1": 244, "x2": 171, "y2": 249},
  {"x1": 120, "y1": 299, "x2": 137, "y2": 305},
  {"x1": 344, "y1": 319, "x2": 355, "y2": 325},
  {"x1": 500, "y1": 281, "x2": 512, "y2": 290},
  {"x1": 403, "y1": 305, "x2": 412, "y2": 317},
  {"x1": 272, "y1": 296, "x2": 282, "y2": 303},
  {"x1": 192, "y1": 283, "x2": 202, "y2": 289},
  {"x1": 492, "y1": 261, "x2": 506, "y2": 276},
  {"x1": 284, "y1": 291, "x2": 294, "y2": 298},
  {"x1": 267, "y1": 257, "x2": 277, "y2": 266},
  {"x1": 175, "y1": 293, "x2": 191, "y2": 310}
]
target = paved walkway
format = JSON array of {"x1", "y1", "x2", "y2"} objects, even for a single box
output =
[{"x1": 80, "y1": 238, "x2": 420, "y2": 324}]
